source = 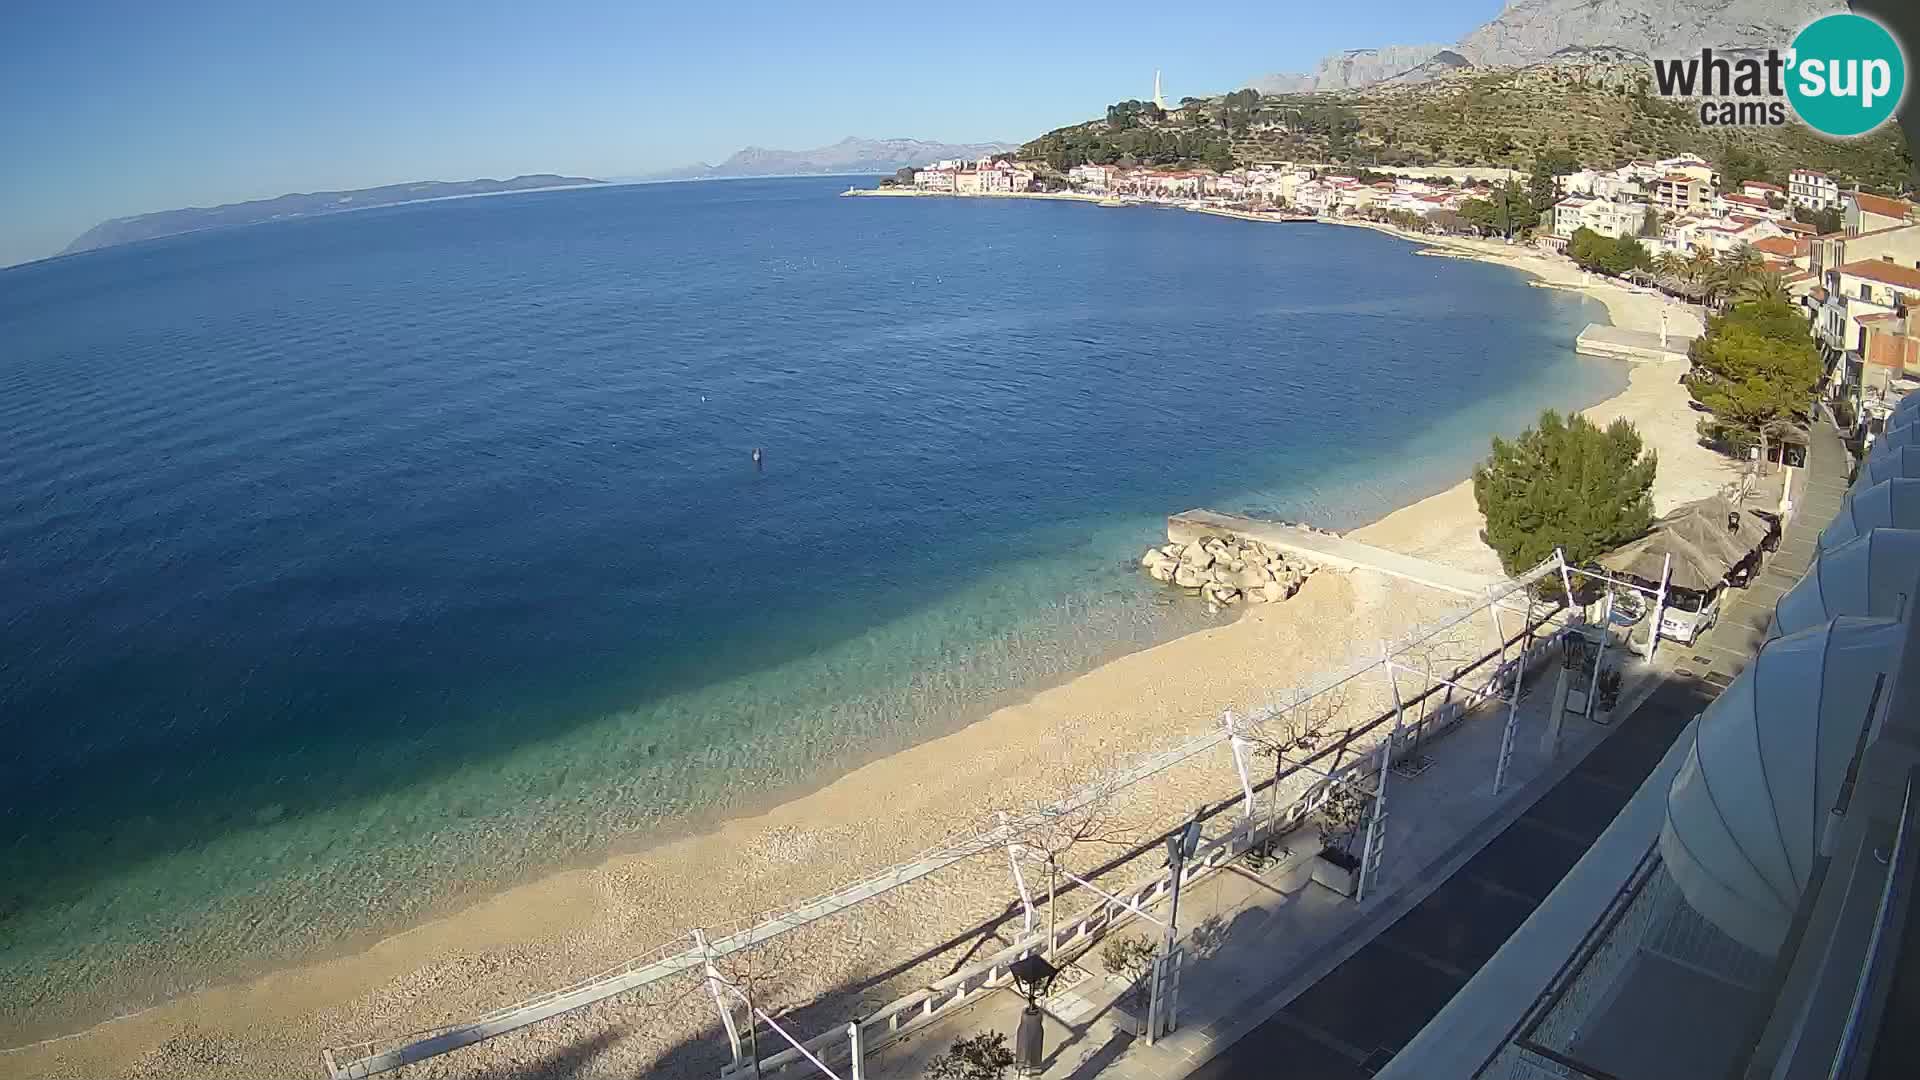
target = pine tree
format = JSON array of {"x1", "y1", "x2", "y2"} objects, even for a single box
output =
[
  {"x1": 1472, "y1": 410, "x2": 1658, "y2": 575},
  {"x1": 1685, "y1": 298, "x2": 1821, "y2": 460}
]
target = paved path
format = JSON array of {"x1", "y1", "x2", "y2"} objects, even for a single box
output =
[
  {"x1": 1673, "y1": 416, "x2": 1850, "y2": 686},
  {"x1": 858, "y1": 648, "x2": 1655, "y2": 1080},
  {"x1": 1167, "y1": 510, "x2": 1498, "y2": 597}
]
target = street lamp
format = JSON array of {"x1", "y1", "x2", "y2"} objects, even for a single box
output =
[{"x1": 1008, "y1": 952, "x2": 1059, "y2": 1076}]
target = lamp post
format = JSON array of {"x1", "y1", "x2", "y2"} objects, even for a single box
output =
[
  {"x1": 1008, "y1": 953, "x2": 1059, "y2": 1076},
  {"x1": 1149, "y1": 813, "x2": 1204, "y2": 1041}
]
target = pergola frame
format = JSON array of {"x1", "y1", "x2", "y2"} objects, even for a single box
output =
[{"x1": 322, "y1": 552, "x2": 1574, "y2": 1080}]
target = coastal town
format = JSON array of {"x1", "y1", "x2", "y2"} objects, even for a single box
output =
[{"x1": 872, "y1": 146, "x2": 1920, "y2": 440}]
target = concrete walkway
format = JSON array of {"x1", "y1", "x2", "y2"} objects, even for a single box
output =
[
  {"x1": 1166, "y1": 511, "x2": 1498, "y2": 597},
  {"x1": 1673, "y1": 416, "x2": 1851, "y2": 685},
  {"x1": 857, "y1": 649, "x2": 1658, "y2": 1080}
]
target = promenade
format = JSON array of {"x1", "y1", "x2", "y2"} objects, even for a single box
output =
[
  {"x1": 859, "y1": 421, "x2": 1852, "y2": 1080},
  {"x1": 859, "y1": 646, "x2": 1663, "y2": 1080}
]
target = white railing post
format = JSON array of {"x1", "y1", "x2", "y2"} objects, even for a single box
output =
[
  {"x1": 847, "y1": 1022, "x2": 864, "y2": 1080},
  {"x1": 695, "y1": 930, "x2": 745, "y2": 1070},
  {"x1": 1358, "y1": 645, "x2": 1397, "y2": 904},
  {"x1": 1225, "y1": 710, "x2": 1256, "y2": 821},
  {"x1": 1647, "y1": 551, "x2": 1672, "y2": 663},
  {"x1": 1490, "y1": 585, "x2": 1521, "y2": 795},
  {"x1": 999, "y1": 812, "x2": 1035, "y2": 934}
]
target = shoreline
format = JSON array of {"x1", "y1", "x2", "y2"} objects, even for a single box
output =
[{"x1": 6, "y1": 196, "x2": 1728, "y2": 1080}]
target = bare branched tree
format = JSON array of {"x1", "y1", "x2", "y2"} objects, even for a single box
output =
[
  {"x1": 701, "y1": 930, "x2": 814, "y2": 1075},
  {"x1": 1232, "y1": 683, "x2": 1351, "y2": 843},
  {"x1": 983, "y1": 753, "x2": 1140, "y2": 959}
]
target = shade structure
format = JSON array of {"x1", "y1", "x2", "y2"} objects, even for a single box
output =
[
  {"x1": 1869, "y1": 419, "x2": 1920, "y2": 461},
  {"x1": 1850, "y1": 445, "x2": 1920, "y2": 497},
  {"x1": 1661, "y1": 616, "x2": 1904, "y2": 956},
  {"x1": 1768, "y1": 529, "x2": 1920, "y2": 640},
  {"x1": 1599, "y1": 496, "x2": 1770, "y2": 592},
  {"x1": 1821, "y1": 478, "x2": 1920, "y2": 550}
]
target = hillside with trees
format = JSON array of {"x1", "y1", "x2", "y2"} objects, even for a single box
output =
[{"x1": 1019, "y1": 58, "x2": 1912, "y2": 193}]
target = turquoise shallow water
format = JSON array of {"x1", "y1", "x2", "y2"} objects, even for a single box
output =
[{"x1": 0, "y1": 178, "x2": 1623, "y2": 1034}]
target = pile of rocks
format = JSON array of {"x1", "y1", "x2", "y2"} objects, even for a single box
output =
[{"x1": 1139, "y1": 535, "x2": 1316, "y2": 607}]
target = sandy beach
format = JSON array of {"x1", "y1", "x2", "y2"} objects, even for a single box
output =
[{"x1": 3, "y1": 219, "x2": 1732, "y2": 1080}]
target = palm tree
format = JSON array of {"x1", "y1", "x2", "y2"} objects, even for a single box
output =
[
  {"x1": 1735, "y1": 270, "x2": 1790, "y2": 306},
  {"x1": 1685, "y1": 247, "x2": 1717, "y2": 284},
  {"x1": 1654, "y1": 251, "x2": 1688, "y2": 281},
  {"x1": 1719, "y1": 243, "x2": 1763, "y2": 279}
]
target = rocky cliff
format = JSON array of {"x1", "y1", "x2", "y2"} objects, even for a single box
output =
[
  {"x1": 1246, "y1": 0, "x2": 1843, "y2": 93},
  {"x1": 1456, "y1": 0, "x2": 1838, "y2": 68},
  {"x1": 1250, "y1": 44, "x2": 1451, "y2": 94}
]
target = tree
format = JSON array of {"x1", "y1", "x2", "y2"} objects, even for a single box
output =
[
  {"x1": 1639, "y1": 206, "x2": 1662, "y2": 238},
  {"x1": 890, "y1": 166, "x2": 916, "y2": 187},
  {"x1": 1205, "y1": 142, "x2": 1237, "y2": 173},
  {"x1": 1793, "y1": 203, "x2": 1844, "y2": 235},
  {"x1": 1715, "y1": 141, "x2": 1774, "y2": 192},
  {"x1": 1472, "y1": 410, "x2": 1658, "y2": 575},
  {"x1": 1685, "y1": 298, "x2": 1821, "y2": 462},
  {"x1": 926, "y1": 1032, "x2": 1016, "y2": 1080},
  {"x1": 1736, "y1": 271, "x2": 1790, "y2": 306},
  {"x1": 1566, "y1": 227, "x2": 1650, "y2": 277},
  {"x1": 1528, "y1": 147, "x2": 1581, "y2": 211}
]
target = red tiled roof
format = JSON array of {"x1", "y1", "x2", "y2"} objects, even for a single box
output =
[
  {"x1": 1836, "y1": 259, "x2": 1920, "y2": 292},
  {"x1": 1753, "y1": 236, "x2": 1808, "y2": 257},
  {"x1": 1794, "y1": 169, "x2": 1831, "y2": 179},
  {"x1": 1780, "y1": 221, "x2": 1818, "y2": 235},
  {"x1": 1723, "y1": 193, "x2": 1769, "y2": 207},
  {"x1": 1854, "y1": 192, "x2": 1918, "y2": 220},
  {"x1": 1810, "y1": 286, "x2": 1830, "y2": 302},
  {"x1": 1745, "y1": 182, "x2": 1785, "y2": 192}
]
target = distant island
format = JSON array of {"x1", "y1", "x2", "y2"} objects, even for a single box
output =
[
  {"x1": 641, "y1": 137, "x2": 1015, "y2": 182},
  {"x1": 62, "y1": 175, "x2": 604, "y2": 256}
]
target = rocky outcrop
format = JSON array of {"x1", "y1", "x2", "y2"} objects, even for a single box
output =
[
  {"x1": 1140, "y1": 535, "x2": 1316, "y2": 611},
  {"x1": 1244, "y1": 0, "x2": 1841, "y2": 94},
  {"x1": 1248, "y1": 45, "x2": 1450, "y2": 94},
  {"x1": 1455, "y1": 0, "x2": 1838, "y2": 70}
]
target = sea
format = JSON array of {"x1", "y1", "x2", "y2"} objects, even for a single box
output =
[{"x1": 0, "y1": 176, "x2": 1623, "y2": 1036}]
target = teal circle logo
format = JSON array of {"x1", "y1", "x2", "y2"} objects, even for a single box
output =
[{"x1": 1787, "y1": 13, "x2": 1906, "y2": 138}]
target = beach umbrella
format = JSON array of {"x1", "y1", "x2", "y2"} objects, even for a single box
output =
[
  {"x1": 1769, "y1": 528, "x2": 1920, "y2": 640},
  {"x1": 1822, "y1": 478, "x2": 1920, "y2": 550},
  {"x1": 1599, "y1": 495, "x2": 1771, "y2": 592},
  {"x1": 1661, "y1": 616, "x2": 1904, "y2": 955},
  {"x1": 1850, "y1": 445, "x2": 1920, "y2": 497}
]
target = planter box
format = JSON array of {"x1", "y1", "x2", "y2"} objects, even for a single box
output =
[{"x1": 1310, "y1": 850, "x2": 1359, "y2": 897}]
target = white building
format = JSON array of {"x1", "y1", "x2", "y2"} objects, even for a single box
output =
[
  {"x1": 1067, "y1": 164, "x2": 1115, "y2": 191},
  {"x1": 1552, "y1": 195, "x2": 1648, "y2": 240},
  {"x1": 1790, "y1": 168, "x2": 1842, "y2": 211}
]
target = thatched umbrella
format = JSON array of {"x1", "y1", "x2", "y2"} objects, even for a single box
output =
[{"x1": 1600, "y1": 495, "x2": 1774, "y2": 591}]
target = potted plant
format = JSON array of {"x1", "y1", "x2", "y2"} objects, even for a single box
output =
[
  {"x1": 1097, "y1": 936, "x2": 1159, "y2": 1035},
  {"x1": 1596, "y1": 666, "x2": 1623, "y2": 714},
  {"x1": 1310, "y1": 781, "x2": 1373, "y2": 897}
]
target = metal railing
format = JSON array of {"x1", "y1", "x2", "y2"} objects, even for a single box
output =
[{"x1": 323, "y1": 557, "x2": 1572, "y2": 1079}]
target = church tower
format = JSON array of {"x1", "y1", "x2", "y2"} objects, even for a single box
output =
[{"x1": 1153, "y1": 70, "x2": 1166, "y2": 110}]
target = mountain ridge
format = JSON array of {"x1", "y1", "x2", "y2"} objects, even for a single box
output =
[
  {"x1": 642, "y1": 136, "x2": 1017, "y2": 181},
  {"x1": 62, "y1": 175, "x2": 603, "y2": 256},
  {"x1": 1245, "y1": 0, "x2": 1842, "y2": 94}
]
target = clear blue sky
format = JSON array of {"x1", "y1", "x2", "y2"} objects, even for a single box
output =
[{"x1": 0, "y1": 0, "x2": 1501, "y2": 267}]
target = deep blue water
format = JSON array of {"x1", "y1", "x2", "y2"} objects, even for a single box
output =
[{"x1": 0, "y1": 177, "x2": 1621, "y2": 1033}]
